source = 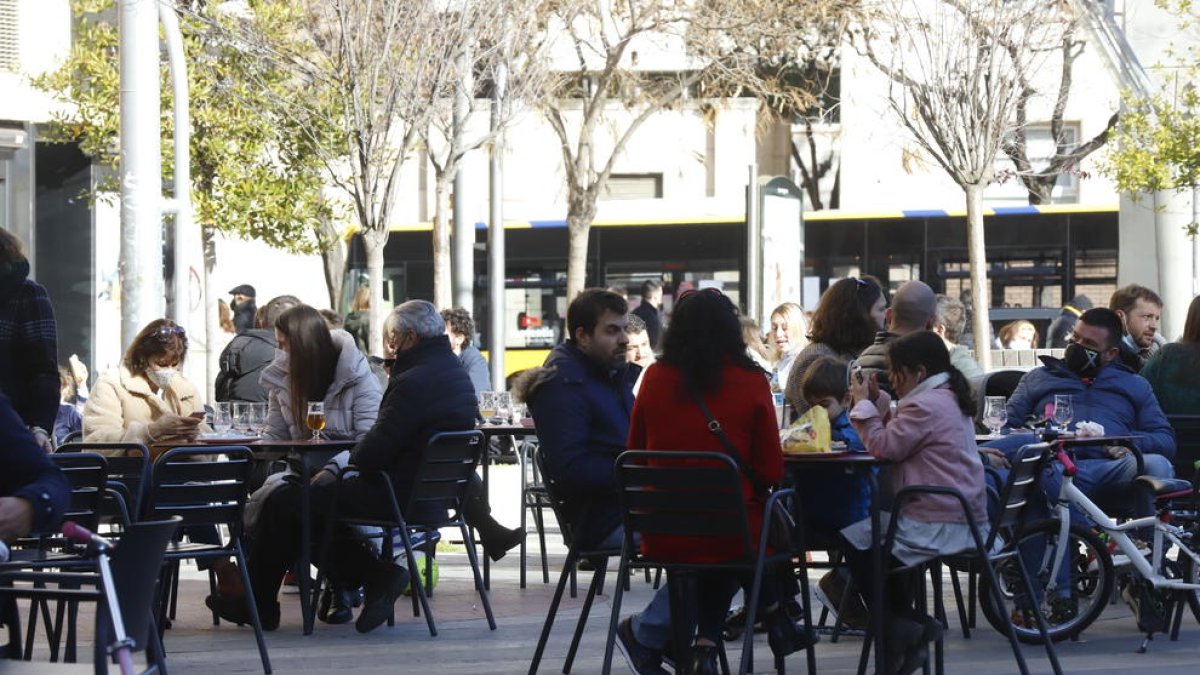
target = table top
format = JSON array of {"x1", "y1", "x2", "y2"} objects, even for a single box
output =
[
  {"x1": 476, "y1": 422, "x2": 538, "y2": 436},
  {"x1": 975, "y1": 432, "x2": 1140, "y2": 446},
  {"x1": 783, "y1": 450, "x2": 883, "y2": 465}
]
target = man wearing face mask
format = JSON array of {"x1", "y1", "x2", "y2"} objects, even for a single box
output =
[
  {"x1": 1109, "y1": 284, "x2": 1166, "y2": 371},
  {"x1": 987, "y1": 308, "x2": 1175, "y2": 518}
]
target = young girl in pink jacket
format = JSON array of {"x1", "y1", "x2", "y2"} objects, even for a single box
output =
[{"x1": 841, "y1": 330, "x2": 987, "y2": 675}]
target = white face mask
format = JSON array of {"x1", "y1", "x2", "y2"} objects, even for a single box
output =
[
  {"x1": 149, "y1": 368, "x2": 176, "y2": 390},
  {"x1": 1008, "y1": 339, "x2": 1032, "y2": 350}
]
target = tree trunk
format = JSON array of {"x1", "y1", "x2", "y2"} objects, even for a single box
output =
[
  {"x1": 965, "y1": 184, "x2": 991, "y2": 372},
  {"x1": 318, "y1": 216, "x2": 346, "y2": 312},
  {"x1": 566, "y1": 208, "x2": 594, "y2": 302},
  {"x1": 202, "y1": 226, "x2": 219, "y2": 401},
  {"x1": 364, "y1": 230, "x2": 387, "y2": 357},
  {"x1": 1023, "y1": 176, "x2": 1055, "y2": 205},
  {"x1": 433, "y1": 170, "x2": 453, "y2": 309}
]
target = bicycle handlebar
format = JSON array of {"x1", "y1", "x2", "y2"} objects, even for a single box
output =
[{"x1": 1055, "y1": 447, "x2": 1078, "y2": 476}]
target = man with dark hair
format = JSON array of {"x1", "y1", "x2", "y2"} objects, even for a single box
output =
[
  {"x1": 986, "y1": 307, "x2": 1175, "y2": 620},
  {"x1": 517, "y1": 289, "x2": 674, "y2": 674},
  {"x1": 624, "y1": 313, "x2": 655, "y2": 395},
  {"x1": 1046, "y1": 294, "x2": 1093, "y2": 349},
  {"x1": 1109, "y1": 284, "x2": 1165, "y2": 369},
  {"x1": 932, "y1": 294, "x2": 982, "y2": 380},
  {"x1": 632, "y1": 279, "x2": 663, "y2": 349},
  {"x1": 215, "y1": 295, "x2": 300, "y2": 402},
  {"x1": 856, "y1": 280, "x2": 937, "y2": 394},
  {"x1": 229, "y1": 284, "x2": 258, "y2": 334}
]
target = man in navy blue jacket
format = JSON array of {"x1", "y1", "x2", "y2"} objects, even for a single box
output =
[
  {"x1": 984, "y1": 308, "x2": 1174, "y2": 618},
  {"x1": 0, "y1": 389, "x2": 69, "y2": 541},
  {"x1": 522, "y1": 289, "x2": 680, "y2": 675}
]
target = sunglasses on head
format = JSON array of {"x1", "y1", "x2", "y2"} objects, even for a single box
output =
[
  {"x1": 676, "y1": 287, "x2": 724, "y2": 303},
  {"x1": 154, "y1": 324, "x2": 187, "y2": 343}
]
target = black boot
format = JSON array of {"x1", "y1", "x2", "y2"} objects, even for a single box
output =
[{"x1": 318, "y1": 586, "x2": 355, "y2": 625}]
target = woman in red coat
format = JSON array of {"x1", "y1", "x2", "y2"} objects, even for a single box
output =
[{"x1": 628, "y1": 288, "x2": 795, "y2": 674}]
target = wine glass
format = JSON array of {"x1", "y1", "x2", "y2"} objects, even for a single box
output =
[
  {"x1": 247, "y1": 402, "x2": 266, "y2": 437},
  {"x1": 983, "y1": 396, "x2": 1007, "y2": 438},
  {"x1": 212, "y1": 402, "x2": 233, "y2": 436},
  {"x1": 478, "y1": 391, "x2": 498, "y2": 426},
  {"x1": 233, "y1": 402, "x2": 252, "y2": 434},
  {"x1": 306, "y1": 401, "x2": 326, "y2": 441},
  {"x1": 1053, "y1": 394, "x2": 1074, "y2": 433},
  {"x1": 495, "y1": 392, "x2": 513, "y2": 425}
]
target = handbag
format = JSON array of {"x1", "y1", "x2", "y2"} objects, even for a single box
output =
[{"x1": 689, "y1": 388, "x2": 796, "y2": 552}]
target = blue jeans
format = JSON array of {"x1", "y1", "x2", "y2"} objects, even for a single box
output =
[
  {"x1": 983, "y1": 436, "x2": 1175, "y2": 603},
  {"x1": 595, "y1": 525, "x2": 675, "y2": 651}
]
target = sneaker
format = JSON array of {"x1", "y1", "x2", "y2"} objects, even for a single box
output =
[{"x1": 615, "y1": 616, "x2": 669, "y2": 675}]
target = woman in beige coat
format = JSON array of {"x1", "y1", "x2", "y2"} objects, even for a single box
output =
[
  {"x1": 82, "y1": 318, "x2": 243, "y2": 600},
  {"x1": 83, "y1": 319, "x2": 205, "y2": 447}
]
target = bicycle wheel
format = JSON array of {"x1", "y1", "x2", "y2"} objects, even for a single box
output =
[
  {"x1": 1173, "y1": 526, "x2": 1200, "y2": 627},
  {"x1": 979, "y1": 518, "x2": 1113, "y2": 644}
]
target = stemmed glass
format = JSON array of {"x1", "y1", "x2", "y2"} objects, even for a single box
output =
[
  {"x1": 478, "y1": 391, "x2": 498, "y2": 427},
  {"x1": 983, "y1": 396, "x2": 1007, "y2": 438},
  {"x1": 1053, "y1": 394, "x2": 1074, "y2": 434},
  {"x1": 306, "y1": 401, "x2": 326, "y2": 441},
  {"x1": 212, "y1": 402, "x2": 233, "y2": 436}
]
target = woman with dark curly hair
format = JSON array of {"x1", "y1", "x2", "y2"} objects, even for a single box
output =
[
  {"x1": 783, "y1": 276, "x2": 886, "y2": 415},
  {"x1": 625, "y1": 288, "x2": 807, "y2": 674}
]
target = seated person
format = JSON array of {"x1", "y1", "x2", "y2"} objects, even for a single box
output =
[
  {"x1": 983, "y1": 308, "x2": 1175, "y2": 623},
  {"x1": 0, "y1": 389, "x2": 70, "y2": 541},
  {"x1": 984, "y1": 307, "x2": 1175, "y2": 519},
  {"x1": 842, "y1": 331, "x2": 988, "y2": 674},
  {"x1": 787, "y1": 356, "x2": 871, "y2": 627}
]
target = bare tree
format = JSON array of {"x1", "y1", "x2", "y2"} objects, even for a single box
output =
[
  {"x1": 420, "y1": 1, "x2": 551, "y2": 309},
  {"x1": 857, "y1": 0, "x2": 1068, "y2": 370},
  {"x1": 540, "y1": 0, "x2": 851, "y2": 300},
  {"x1": 1002, "y1": 13, "x2": 1118, "y2": 205}
]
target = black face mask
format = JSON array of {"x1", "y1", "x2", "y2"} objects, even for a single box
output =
[{"x1": 1063, "y1": 342, "x2": 1103, "y2": 379}]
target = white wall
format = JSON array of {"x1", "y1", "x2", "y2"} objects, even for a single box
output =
[{"x1": 0, "y1": 0, "x2": 70, "y2": 122}]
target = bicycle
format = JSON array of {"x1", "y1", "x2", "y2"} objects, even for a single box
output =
[{"x1": 978, "y1": 432, "x2": 1200, "y2": 651}]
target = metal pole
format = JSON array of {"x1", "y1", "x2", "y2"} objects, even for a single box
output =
[
  {"x1": 119, "y1": 0, "x2": 164, "y2": 348},
  {"x1": 451, "y1": 46, "x2": 475, "y2": 314},
  {"x1": 487, "y1": 51, "x2": 508, "y2": 390},
  {"x1": 745, "y1": 163, "x2": 760, "y2": 323},
  {"x1": 160, "y1": 2, "x2": 192, "y2": 326}
]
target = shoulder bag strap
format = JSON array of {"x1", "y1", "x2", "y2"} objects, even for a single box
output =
[{"x1": 688, "y1": 387, "x2": 771, "y2": 497}]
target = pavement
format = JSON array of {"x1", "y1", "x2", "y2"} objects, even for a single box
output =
[{"x1": 19, "y1": 465, "x2": 1200, "y2": 673}]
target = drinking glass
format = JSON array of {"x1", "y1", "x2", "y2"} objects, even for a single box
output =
[
  {"x1": 512, "y1": 402, "x2": 529, "y2": 424},
  {"x1": 247, "y1": 402, "x2": 267, "y2": 436},
  {"x1": 212, "y1": 402, "x2": 233, "y2": 436},
  {"x1": 983, "y1": 396, "x2": 1007, "y2": 438},
  {"x1": 306, "y1": 401, "x2": 326, "y2": 441},
  {"x1": 495, "y1": 392, "x2": 513, "y2": 425},
  {"x1": 1053, "y1": 394, "x2": 1074, "y2": 432},
  {"x1": 233, "y1": 402, "x2": 252, "y2": 434},
  {"x1": 478, "y1": 391, "x2": 498, "y2": 426}
]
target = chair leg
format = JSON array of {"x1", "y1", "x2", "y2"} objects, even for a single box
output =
[
  {"x1": 233, "y1": 544, "x2": 273, "y2": 675},
  {"x1": 535, "y1": 504, "x2": 549, "y2": 584},
  {"x1": 460, "y1": 523, "x2": 497, "y2": 630},
  {"x1": 564, "y1": 562, "x2": 608, "y2": 674},
  {"x1": 739, "y1": 562, "x2": 769, "y2": 675},
  {"x1": 600, "y1": 554, "x2": 631, "y2": 675},
  {"x1": 528, "y1": 549, "x2": 579, "y2": 675},
  {"x1": 948, "y1": 564, "x2": 970, "y2": 638},
  {"x1": 400, "y1": 530, "x2": 437, "y2": 636},
  {"x1": 793, "y1": 558, "x2": 818, "y2": 675},
  {"x1": 979, "y1": 554, "x2": 1036, "y2": 675}
]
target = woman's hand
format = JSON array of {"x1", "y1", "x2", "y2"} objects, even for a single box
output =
[{"x1": 148, "y1": 413, "x2": 202, "y2": 441}]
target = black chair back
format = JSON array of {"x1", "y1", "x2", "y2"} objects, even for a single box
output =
[
  {"x1": 990, "y1": 443, "x2": 1053, "y2": 544},
  {"x1": 614, "y1": 450, "x2": 755, "y2": 562},
  {"x1": 47, "y1": 453, "x2": 109, "y2": 535},
  {"x1": 405, "y1": 430, "x2": 486, "y2": 518},
  {"x1": 57, "y1": 443, "x2": 151, "y2": 523},
  {"x1": 142, "y1": 446, "x2": 253, "y2": 538},
  {"x1": 975, "y1": 370, "x2": 1026, "y2": 429},
  {"x1": 1167, "y1": 414, "x2": 1200, "y2": 486},
  {"x1": 98, "y1": 517, "x2": 181, "y2": 655}
]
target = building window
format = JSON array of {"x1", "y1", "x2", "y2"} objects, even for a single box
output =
[
  {"x1": 602, "y1": 174, "x2": 663, "y2": 200},
  {"x1": 0, "y1": 0, "x2": 17, "y2": 73},
  {"x1": 988, "y1": 123, "x2": 1082, "y2": 204}
]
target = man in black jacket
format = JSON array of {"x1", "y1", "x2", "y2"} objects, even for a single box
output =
[
  {"x1": 215, "y1": 295, "x2": 299, "y2": 402},
  {"x1": 212, "y1": 300, "x2": 504, "y2": 634}
]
